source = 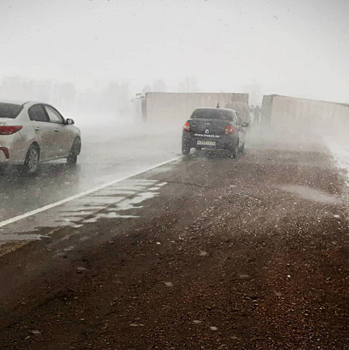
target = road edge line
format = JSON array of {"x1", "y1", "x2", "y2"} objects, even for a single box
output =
[{"x1": 0, "y1": 156, "x2": 182, "y2": 229}]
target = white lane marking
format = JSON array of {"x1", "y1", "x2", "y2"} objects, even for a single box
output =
[{"x1": 0, "y1": 156, "x2": 181, "y2": 229}]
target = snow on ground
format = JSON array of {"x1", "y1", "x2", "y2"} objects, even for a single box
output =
[
  {"x1": 324, "y1": 137, "x2": 349, "y2": 217},
  {"x1": 325, "y1": 136, "x2": 349, "y2": 189}
]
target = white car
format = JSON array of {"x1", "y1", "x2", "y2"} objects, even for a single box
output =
[{"x1": 0, "y1": 100, "x2": 81, "y2": 174}]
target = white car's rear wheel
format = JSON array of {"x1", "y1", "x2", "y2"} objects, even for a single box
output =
[
  {"x1": 24, "y1": 145, "x2": 40, "y2": 174},
  {"x1": 67, "y1": 154, "x2": 77, "y2": 165}
]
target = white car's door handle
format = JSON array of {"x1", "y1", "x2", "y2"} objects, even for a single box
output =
[
  {"x1": 35, "y1": 127, "x2": 40, "y2": 131},
  {"x1": 54, "y1": 129, "x2": 59, "y2": 132}
]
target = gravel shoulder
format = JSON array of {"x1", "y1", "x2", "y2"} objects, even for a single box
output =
[{"x1": 0, "y1": 139, "x2": 348, "y2": 350}]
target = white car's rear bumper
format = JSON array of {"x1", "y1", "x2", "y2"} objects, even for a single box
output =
[
  {"x1": 0, "y1": 149, "x2": 9, "y2": 163},
  {"x1": 0, "y1": 134, "x2": 27, "y2": 165}
]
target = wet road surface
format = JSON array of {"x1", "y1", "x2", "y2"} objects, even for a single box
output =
[
  {"x1": 0, "y1": 122, "x2": 181, "y2": 222},
  {"x1": 0, "y1": 133, "x2": 349, "y2": 349}
]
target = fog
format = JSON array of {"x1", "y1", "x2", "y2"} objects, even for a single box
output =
[
  {"x1": 1, "y1": 0, "x2": 348, "y2": 114},
  {"x1": 1, "y1": 0, "x2": 349, "y2": 193},
  {"x1": 3, "y1": 2, "x2": 349, "y2": 345}
]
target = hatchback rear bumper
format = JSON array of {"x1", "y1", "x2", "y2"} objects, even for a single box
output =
[{"x1": 182, "y1": 132, "x2": 238, "y2": 150}]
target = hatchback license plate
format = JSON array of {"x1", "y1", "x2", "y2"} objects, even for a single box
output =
[{"x1": 197, "y1": 140, "x2": 216, "y2": 146}]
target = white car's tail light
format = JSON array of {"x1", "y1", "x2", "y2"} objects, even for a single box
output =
[{"x1": 0, "y1": 126, "x2": 23, "y2": 135}]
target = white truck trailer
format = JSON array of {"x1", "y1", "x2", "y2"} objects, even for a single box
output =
[
  {"x1": 262, "y1": 94, "x2": 349, "y2": 138},
  {"x1": 132, "y1": 92, "x2": 249, "y2": 124}
]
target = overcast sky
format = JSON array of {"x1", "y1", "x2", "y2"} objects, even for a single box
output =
[{"x1": 0, "y1": 0, "x2": 348, "y2": 102}]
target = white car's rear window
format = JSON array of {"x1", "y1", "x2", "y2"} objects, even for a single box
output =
[{"x1": 0, "y1": 103, "x2": 23, "y2": 119}]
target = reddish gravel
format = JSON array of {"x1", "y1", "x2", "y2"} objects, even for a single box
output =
[{"x1": 0, "y1": 140, "x2": 348, "y2": 350}]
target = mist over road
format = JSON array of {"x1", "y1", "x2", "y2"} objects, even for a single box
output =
[{"x1": 0, "y1": 121, "x2": 181, "y2": 223}]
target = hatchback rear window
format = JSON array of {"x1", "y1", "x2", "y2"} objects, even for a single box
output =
[
  {"x1": 0, "y1": 103, "x2": 23, "y2": 119},
  {"x1": 191, "y1": 109, "x2": 234, "y2": 121}
]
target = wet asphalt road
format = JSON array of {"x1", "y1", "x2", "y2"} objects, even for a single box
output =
[
  {"x1": 0, "y1": 132, "x2": 349, "y2": 349},
  {"x1": 0, "y1": 122, "x2": 181, "y2": 222}
]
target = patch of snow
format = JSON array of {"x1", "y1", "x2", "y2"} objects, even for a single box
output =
[
  {"x1": 325, "y1": 137, "x2": 349, "y2": 187},
  {"x1": 281, "y1": 185, "x2": 341, "y2": 205}
]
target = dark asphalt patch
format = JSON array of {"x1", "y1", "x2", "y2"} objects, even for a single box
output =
[{"x1": 0, "y1": 141, "x2": 348, "y2": 349}]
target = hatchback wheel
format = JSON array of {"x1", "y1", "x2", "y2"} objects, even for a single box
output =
[
  {"x1": 24, "y1": 145, "x2": 40, "y2": 174},
  {"x1": 240, "y1": 142, "x2": 245, "y2": 153},
  {"x1": 182, "y1": 145, "x2": 190, "y2": 156},
  {"x1": 231, "y1": 143, "x2": 239, "y2": 158}
]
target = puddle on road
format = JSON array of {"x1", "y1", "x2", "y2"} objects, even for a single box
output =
[
  {"x1": 281, "y1": 185, "x2": 341, "y2": 205},
  {"x1": 0, "y1": 179, "x2": 167, "y2": 244}
]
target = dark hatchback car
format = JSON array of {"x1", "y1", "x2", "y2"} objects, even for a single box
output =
[{"x1": 182, "y1": 107, "x2": 249, "y2": 156}]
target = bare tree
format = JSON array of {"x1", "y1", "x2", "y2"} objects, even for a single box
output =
[
  {"x1": 142, "y1": 85, "x2": 152, "y2": 94},
  {"x1": 152, "y1": 79, "x2": 167, "y2": 92},
  {"x1": 243, "y1": 81, "x2": 263, "y2": 106},
  {"x1": 178, "y1": 76, "x2": 199, "y2": 92},
  {"x1": 102, "y1": 81, "x2": 131, "y2": 117}
]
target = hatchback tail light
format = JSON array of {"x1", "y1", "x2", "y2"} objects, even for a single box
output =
[
  {"x1": 225, "y1": 126, "x2": 234, "y2": 134},
  {"x1": 183, "y1": 122, "x2": 191, "y2": 132},
  {"x1": 0, "y1": 126, "x2": 23, "y2": 135}
]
